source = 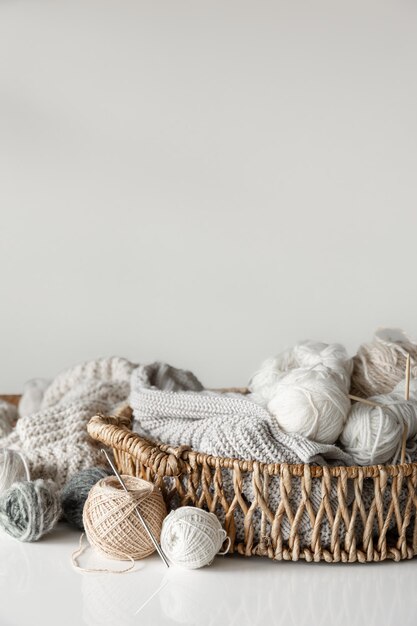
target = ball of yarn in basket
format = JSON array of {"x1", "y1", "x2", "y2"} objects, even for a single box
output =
[
  {"x1": 249, "y1": 342, "x2": 352, "y2": 444},
  {"x1": 83, "y1": 475, "x2": 166, "y2": 561},
  {"x1": 0, "y1": 449, "x2": 30, "y2": 494},
  {"x1": 267, "y1": 367, "x2": 351, "y2": 444},
  {"x1": 0, "y1": 479, "x2": 61, "y2": 541},
  {"x1": 351, "y1": 328, "x2": 417, "y2": 398},
  {"x1": 340, "y1": 380, "x2": 417, "y2": 465},
  {"x1": 61, "y1": 467, "x2": 110, "y2": 530},
  {"x1": 161, "y1": 506, "x2": 229, "y2": 569}
]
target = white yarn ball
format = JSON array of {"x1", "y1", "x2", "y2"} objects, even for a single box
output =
[
  {"x1": 248, "y1": 356, "x2": 287, "y2": 407},
  {"x1": 340, "y1": 381, "x2": 417, "y2": 465},
  {"x1": 248, "y1": 341, "x2": 352, "y2": 444},
  {"x1": 249, "y1": 341, "x2": 352, "y2": 409},
  {"x1": 267, "y1": 367, "x2": 351, "y2": 444},
  {"x1": 18, "y1": 379, "x2": 51, "y2": 418},
  {"x1": 340, "y1": 404, "x2": 403, "y2": 465},
  {"x1": 161, "y1": 507, "x2": 229, "y2": 569},
  {"x1": 0, "y1": 449, "x2": 31, "y2": 494}
]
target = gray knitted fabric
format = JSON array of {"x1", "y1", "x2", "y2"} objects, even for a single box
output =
[
  {"x1": 0, "y1": 357, "x2": 136, "y2": 490},
  {"x1": 130, "y1": 366, "x2": 353, "y2": 466}
]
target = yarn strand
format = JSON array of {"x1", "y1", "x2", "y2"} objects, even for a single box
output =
[{"x1": 71, "y1": 533, "x2": 136, "y2": 574}]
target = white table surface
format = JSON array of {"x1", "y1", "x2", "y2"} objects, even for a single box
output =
[{"x1": 1, "y1": 523, "x2": 416, "y2": 626}]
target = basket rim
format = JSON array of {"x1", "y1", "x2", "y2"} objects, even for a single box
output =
[{"x1": 87, "y1": 404, "x2": 417, "y2": 479}]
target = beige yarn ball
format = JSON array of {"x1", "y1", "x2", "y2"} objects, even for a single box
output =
[
  {"x1": 351, "y1": 328, "x2": 417, "y2": 398},
  {"x1": 83, "y1": 476, "x2": 166, "y2": 561}
]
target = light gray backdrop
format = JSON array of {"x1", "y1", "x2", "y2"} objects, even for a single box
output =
[{"x1": 1, "y1": 0, "x2": 417, "y2": 391}]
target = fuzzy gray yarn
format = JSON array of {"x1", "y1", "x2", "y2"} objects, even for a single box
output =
[
  {"x1": 61, "y1": 467, "x2": 111, "y2": 530},
  {"x1": 0, "y1": 479, "x2": 61, "y2": 542},
  {"x1": 134, "y1": 362, "x2": 204, "y2": 393},
  {"x1": 0, "y1": 400, "x2": 17, "y2": 438}
]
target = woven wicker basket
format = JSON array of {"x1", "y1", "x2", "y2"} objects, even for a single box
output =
[{"x1": 87, "y1": 400, "x2": 417, "y2": 564}]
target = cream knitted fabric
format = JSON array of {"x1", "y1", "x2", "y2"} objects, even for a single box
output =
[{"x1": 0, "y1": 357, "x2": 136, "y2": 490}]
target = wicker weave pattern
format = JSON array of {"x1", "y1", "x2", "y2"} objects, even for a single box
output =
[{"x1": 87, "y1": 405, "x2": 417, "y2": 563}]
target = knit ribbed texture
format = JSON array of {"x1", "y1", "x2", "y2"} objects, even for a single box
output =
[
  {"x1": 0, "y1": 357, "x2": 136, "y2": 490},
  {"x1": 130, "y1": 374, "x2": 353, "y2": 466}
]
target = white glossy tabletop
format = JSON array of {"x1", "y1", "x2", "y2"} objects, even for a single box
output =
[{"x1": 1, "y1": 523, "x2": 416, "y2": 626}]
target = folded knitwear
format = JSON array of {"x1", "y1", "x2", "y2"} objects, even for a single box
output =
[{"x1": 130, "y1": 364, "x2": 353, "y2": 466}]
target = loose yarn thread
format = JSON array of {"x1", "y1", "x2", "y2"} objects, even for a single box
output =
[
  {"x1": 0, "y1": 479, "x2": 61, "y2": 542},
  {"x1": 249, "y1": 341, "x2": 353, "y2": 444},
  {"x1": 161, "y1": 506, "x2": 230, "y2": 569},
  {"x1": 0, "y1": 448, "x2": 31, "y2": 494},
  {"x1": 82, "y1": 476, "x2": 166, "y2": 561}
]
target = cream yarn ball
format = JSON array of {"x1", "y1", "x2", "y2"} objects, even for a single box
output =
[
  {"x1": 161, "y1": 506, "x2": 229, "y2": 569},
  {"x1": 351, "y1": 328, "x2": 417, "y2": 398},
  {"x1": 83, "y1": 476, "x2": 166, "y2": 561},
  {"x1": 340, "y1": 380, "x2": 417, "y2": 465},
  {"x1": 249, "y1": 341, "x2": 352, "y2": 445},
  {"x1": 267, "y1": 367, "x2": 351, "y2": 444}
]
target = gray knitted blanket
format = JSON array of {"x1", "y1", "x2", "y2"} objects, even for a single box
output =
[{"x1": 130, "y1": 368, "x2": 353, "y2": 466}]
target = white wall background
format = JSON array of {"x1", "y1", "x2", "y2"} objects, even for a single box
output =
[{"x1": 1, "y1": 0, "x2": 417, "y2": 391}]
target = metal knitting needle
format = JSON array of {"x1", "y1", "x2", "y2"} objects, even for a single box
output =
[
  {"x1": 400, "y1": 354, "x2": 411, "y2": 464},
  {"x1": 101, "y1": 449, "x2": 170, "y2": 568}
]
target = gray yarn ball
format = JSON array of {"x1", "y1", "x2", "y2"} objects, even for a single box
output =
[
  {"x1": 0, "y1": 479, "x2": 61, "y2": 542},
  {"x1": 61, "y1": 467, "x2": 110, "y2": 530}
]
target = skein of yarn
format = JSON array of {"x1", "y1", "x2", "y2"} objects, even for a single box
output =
[
  {"x1": 0, "y1": 479, "x2": 61, "y2": 542},
  {"x1": 18, "y1": 378, "x2": 51, "y2": 418},
  {"x1": 61, "y1": 467, "x2": 110, "y2": 530},
  {"x1": 83, "y1": 476, "x2": 166, "y2": 561},
  {"x1": 161, "y1": 506, "x2": 230, "y2": 569},
  {"x1": 351, "y1": 328, "x2": 417, "y2": 398},
  {"x1": 0, "y1": 449, "x2": 30, "y2": 494},
  {"x1": 249, "y1": 341, "x2": 352, "y2": 444},
  {"x1": 340, "y1": 379, "x2": 417, "y2": 465}
]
